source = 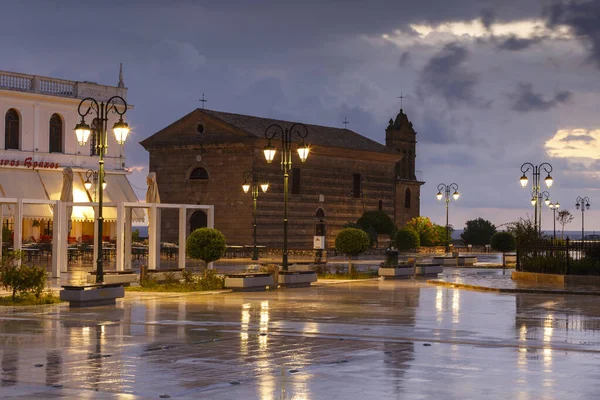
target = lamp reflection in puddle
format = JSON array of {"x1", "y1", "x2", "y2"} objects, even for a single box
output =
[
  {"x1": 241, "y1": 303, "x2": 251, "y2": 356},
  {"x1": 451, "y1": 289, "x2": 460, "y2": 324},
  {"x1": 435, "y1": 286, "x2": 444, "y2": 323},
  {"x1": 543, "y1": 314, "x2": 554, "y2": 371}
]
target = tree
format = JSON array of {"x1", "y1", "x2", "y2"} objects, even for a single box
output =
[
  {"x1": 186, "y1": 228, "x2": 227, "y2": 267},
  {"x1": 490, "y1": 232, "x2": 516, "y2": 268},
  {"x1": 556, "y1": 210, "x2": 574, "y2": 239},
  {"x1": 461, "y1": 218, "x2": 497, "y2": 245},
  {"x1": 335, "y1": 228, "x2": 370, "y2": 274},
  {"x1": 356, "y1": 210, "x2": 395, "y2": 247},
  {"x1": 405, "y1": 216, "x2": 437, "y2": 246}
]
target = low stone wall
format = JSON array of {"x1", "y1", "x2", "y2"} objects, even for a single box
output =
[{"x1": 512, "y1": 271, "x2": 600, "y2": 286}]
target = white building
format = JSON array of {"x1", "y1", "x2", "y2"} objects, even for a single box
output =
[{"x1": 0, "y1": 66, "x2": 143, "y2": 243}]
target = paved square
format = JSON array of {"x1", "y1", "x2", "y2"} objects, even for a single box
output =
[{"x1": 1, "y1": 280, "x2": 600, "y2": 399}]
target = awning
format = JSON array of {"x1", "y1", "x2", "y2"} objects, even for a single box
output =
[
  {"x1": 0, "y1": 168, "x2": 144, "y2": 222},
  {"x1": 0, "y1": 170, "x2": 53, "y2": 219},
  {"x1": 38, "y1": 170, "x2": 95, "y2": 221}
]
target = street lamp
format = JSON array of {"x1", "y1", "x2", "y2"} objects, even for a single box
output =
[
  {"x1": 575, "y1": 196, "x2": 591, "y2": 241},
  {"x1": 75, "y1": 96, "x2": 129, "y2": 283},
  {"x1": 519, "y1": 162, "x2": 553, "y2": 233},
  {"x1": 263, "y1": 123, "x2": 310, "y2": 271},
  {"x1": 436, "y1": 183, "x2": 459, "y2": 252},
  {"x1": 84, "y1": 169, "x2": 107, "y2": 202},
  {"x1": 548, "y1": 202, "x2": 560, "y2": 241},
  {"x1": 242, "y1": 170, "x2": 269, "y2": 260}
]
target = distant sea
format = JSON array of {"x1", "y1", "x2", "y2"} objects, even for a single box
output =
[
  {"x1": 452, "y1": 229, "x2": 596, "y2": 241},
  {"x1": 132, "y1": 225, "x2": 148, "y2": 238}
]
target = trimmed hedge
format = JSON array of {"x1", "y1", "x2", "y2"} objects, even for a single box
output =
[
  {"x1": 335, "y1": 228, "x2": 370, "y2": 256},
  {"x1": 395, "y1": 228, "x2": 420, "y2": 251},
  {"x1": 186, "y1": 228, "x2": 227, "y2": 265}
]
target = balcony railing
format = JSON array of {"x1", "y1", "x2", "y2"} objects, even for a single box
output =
[{"x1": 0, "y1": 70, "x2": 125, "y2": 101}]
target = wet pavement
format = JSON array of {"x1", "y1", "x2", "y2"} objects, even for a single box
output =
[
  {"x1": 2, "y1": 278, "x2": 600, "y2": 399},
  {"x1": 431, "y1": 267, "x2": 600, "y2": 295}
]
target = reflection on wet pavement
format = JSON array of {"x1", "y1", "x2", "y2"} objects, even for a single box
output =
[{"x1": 2, "y1": 280, "x2": 600, "y2": 399}]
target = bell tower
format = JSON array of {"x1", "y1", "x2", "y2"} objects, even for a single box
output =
[
  {"x1": 386, "y1": 108, "x2": 423, "y2": 227},
  {"x1": 386, "y1": 109, "x2": 416, "y2": 180}
]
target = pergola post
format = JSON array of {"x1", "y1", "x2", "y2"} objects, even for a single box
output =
[
  {"x1": 116, "y1": 202, "x2": 125, "y2": 271},
  {"x1": 148, "y1": 203, "x2": 160, "y2": 270},
  {"x1": 125, "y1": 207, "x2": 132, "y2": 270},
  {"x1": 178, "y1": 206, "x2": 186, "y2": 270}
]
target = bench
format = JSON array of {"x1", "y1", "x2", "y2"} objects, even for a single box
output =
[
  {"x1": 143, "y1": 268, "x2": 184, "y2": 282},
  {"x1": 60, "y1": 283, "x2": 125, "y2": 308},
  {"x1": 87, "y1": 271, "x2": 138, "y2": 285},
  {"x1": 224, "y1": 273, "x2": 274, "y2": 291}
]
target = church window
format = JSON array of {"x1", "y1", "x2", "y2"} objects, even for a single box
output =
[
  {"x1": 378, "y1": 199, "x2": 383, "y2": 211},
  {"x1": 405, "y1": 188, "x2": 411, "y2": 208},
  {"x1": 189, "y1": 167, "x2": 209, "y2": 180},
  {"x1": 353, "y1": 173, "x2": 361, "y2": 198},
  {"x1": 49, "y1": 113, "x2": 63, "y2": 153},
  {"x1": 5, "y1": 109, "x2": 20, "y2": 150},
  {"x1": 196, "y1": 123, "x2": 205, "y2": 134},
  {"x1": 316, "y1": 207, "x2": 325, "y2": 219},
  {"x1": 292, "y1": 168, "x2": 301, "y2": 194}
]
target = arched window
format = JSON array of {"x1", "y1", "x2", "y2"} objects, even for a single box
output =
[
  {"x1": 90, "y1": 118, "x2": 100, "y2": 156},
  {"x1": 189, "y1": 167, "x2": 209, "y2": 180},
  {"x1": 5, "y1": 109, "x2": 20, "y2": 150},
  {"x1": 405, "y1": 188, "x2": 411, "y2": 209},
  {"x1": 49, "y1": 113, "x2": 63, "y2": 153},
  {"x1": 378, "y1": 199, "x2": 383, "y2": 211},
  {"x1": 190, "y1": 211, "x2": 207, "y2": 232},
  {"x1": 316, "y1": 208, "x2": 325, "y2": 219}
]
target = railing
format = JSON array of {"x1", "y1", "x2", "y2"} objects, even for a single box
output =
[
  {"x1": 0, "y1": 72, "x2": 32, "y2": 91},
  {"x1": 39, "y1": 78, "x2": 75, "y2": 97},
  {"x1": 517, "y1": 238, "x2": 600, "y2": 275}
]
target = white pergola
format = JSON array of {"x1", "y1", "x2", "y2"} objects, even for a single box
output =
[{"x1": 0, "y1": 198, "x2": 214, "y2": 278}]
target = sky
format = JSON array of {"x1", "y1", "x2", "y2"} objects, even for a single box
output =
[{"x1": 2, "y1": 0, "x2": 600, "y2": 233}]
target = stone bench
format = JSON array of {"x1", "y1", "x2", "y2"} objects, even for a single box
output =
[
  {"x1": 279, "y1": 271, "x2": 318, "y2": 288},
  {"x1": 87, "y1": 271, "x2": 138, "y2": 285},
  {"x1": 224, "y1": 273, "x2": 274, "y2": 291},
  {"x1": 379, "y1": 266, "x2": 415, "y2": 279},
  {"x1": 415, "y1": 264, "x2": 443, "y2": 276},
  {"x1": 144, "y1": 268, "x2": 184, "y2": 282},
  {"x1": 60, "y1": 283, "x2": 125, "y2": 308}
]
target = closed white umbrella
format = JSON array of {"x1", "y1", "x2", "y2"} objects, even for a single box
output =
[
  {"x1": 60, "y1": 167, "x2": 73, "y2": 235},
  {"x1": 145, "y1": 172, "x2": 160, "y2": 205}
]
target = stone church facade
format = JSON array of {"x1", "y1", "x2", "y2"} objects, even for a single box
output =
[{"x1": 140, "y1": 108, "x2": 423, "y2": 250}]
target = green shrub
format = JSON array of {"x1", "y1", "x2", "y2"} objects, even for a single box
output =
[
  {"x1": 335, "y1": 228, "x2": 370, "y2": 256},
  {"x1": 0, "y1": 251, "x2": 46, "y2": 300},
  {"x1": 186, "y1": 228, "x2": 227, "y2": 266},
  {"x1": 405, "y1": 216, "x2": 438, "y2": 246},
  {"x1": 395, "y1": 228, "x2": 420, "y2": 251},
  {"x1": 461, "y1": 218, "x2": 497, "y2": 245},
  {"x1": 356, "y1": 210, "x2": 395, "y2": 235}
]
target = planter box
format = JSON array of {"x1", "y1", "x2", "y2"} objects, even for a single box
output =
[
  {"x1": 504, "y1": 254, "x2": 517, "y2": 263},
  {"x1": 458, "y1": 257, "x2": 478, "y2": 265},
  {"x1": 287, "y1": 264, "x2": 314, "y2": 272},
  {"x1": 60, "y1": 284, "x2": 125, "y2": 308},
  {"x1": 432, "y1": 257, "x2": 458, "y2": 266},
  {"x1": 87, "y1": 271, "x2": 138, "y2": 285},
  {"x1": 145, "y1": 269, "x2": 184, "y2": 282},
  {"x1": 415, "y1": 265, "x2": 443, "y2": 276},
  {"x1": 379, "y1": 266, "x2": 415, "y2": 279},
  {"x1": 279, "y1": 271, "x2": 317, "y2": 288},
  {"x1": 225, "y1": 273, "x2": 274, "y2": 291}
]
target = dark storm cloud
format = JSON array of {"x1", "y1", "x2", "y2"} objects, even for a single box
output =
[
  {"x1": 509, "y1": 83, "x2": 572, "y2": 112},
  {"x1": 417, "y1": 43, "x2": 489, "y2": 108},
  {"x1": 547, "y1": 0, "x2": 600, "y2": 68},
  {"x1": 497, "y1": 35, "x2": 543, "y2": 51}
]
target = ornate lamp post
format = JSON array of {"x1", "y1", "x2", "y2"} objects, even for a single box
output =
[
  {"x1": 74, "y1": 96, "x2": 129, "y2": 283},
  {"x1": 84, "y1": 169, "x2": 107, "y2": 202},
  {"x1": 576, "y1": 196, "x2": 590, "y2": 241},
  {"x1": 242, "y1": 170, "x2": 269, "y2": 260},
  {"x1": 519, "y1": 162, "x2": 553, "y2": 233},
  {"x1": 263, "y1": 123, "x2": 310, "y2": 271},
  {"x1": 548, "y1": 202, "x2": 560, "y2": 241},
  {"x1": 538, "y1": 190, "x2": 551, "y2": 232},
  {"x1": 436, "y1": 183, "x2": 459, "y2": 252}
]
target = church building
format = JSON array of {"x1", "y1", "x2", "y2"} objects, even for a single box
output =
[{"x1": 141, "y1": 108, "x2": 423, "y2": 250}]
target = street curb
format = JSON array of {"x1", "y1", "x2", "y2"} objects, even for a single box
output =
[{"x1": 426, "y1": 279, "x2": 600, "y2": 296}]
